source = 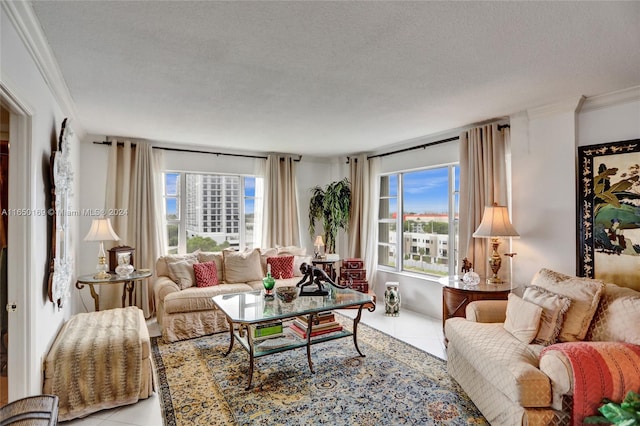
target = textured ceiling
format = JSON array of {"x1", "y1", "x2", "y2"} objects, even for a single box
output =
[{"x1": 30, "y1": 1, "x2": 640, "y2": 156}]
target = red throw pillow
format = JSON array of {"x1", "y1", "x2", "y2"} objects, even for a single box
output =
[
  {"x1": 193, "y1": 261, "x2": 219, "y2": 287},
  {"x1": 267, "y1": 255, "x2": 294, "y2": 279}
]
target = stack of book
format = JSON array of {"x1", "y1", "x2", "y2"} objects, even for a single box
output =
[
  {"x1": 289, "y1": 311, "x2": 342, "y2": 338},
  {"x1": 249, "y1": 321, "x2": 284, "y2": 341}
]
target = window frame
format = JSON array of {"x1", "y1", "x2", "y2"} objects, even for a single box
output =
[
  {"x1": 162, "y1": 171, "x2": 260, "y2": 254},
  {"x1": 377, "y1": 162, "x2": 459, "y2": 278}
]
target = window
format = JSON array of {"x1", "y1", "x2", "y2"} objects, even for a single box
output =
[
  {"x1": 163, "y1": 172, "x2": 261, "y2": 254},
  {"x1": 378, "y1": 164, "x2": 459, "y2": 277}
]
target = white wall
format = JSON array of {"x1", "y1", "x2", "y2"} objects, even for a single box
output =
[
  {"x1": 1, "y1": 8, "x2": 80, "y2": 398},
  {"x1": 510, "y1": 98, "x2": 584, "y2": 285}
]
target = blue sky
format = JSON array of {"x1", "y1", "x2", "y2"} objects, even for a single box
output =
[{"x1": 402, "y1": 166, "x2": 459, "y2": 214}]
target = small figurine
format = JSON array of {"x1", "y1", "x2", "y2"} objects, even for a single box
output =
[
  {"x1": 296, "y1": 263, "x2": 334, "y2": 296},
  {"x1": 461, "y1": 257, "x2": 473, "y2": 274}
]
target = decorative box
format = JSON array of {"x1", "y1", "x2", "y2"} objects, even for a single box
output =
[
  {"x1": 347, "y1": 280, "x2": 369, "y2": 293},
  {"x1": 340, "y1": 269, "x2": 366, "y2": 281},
  {"x1": 343, "y1": 258, "x2": 364, "y2": 269}
]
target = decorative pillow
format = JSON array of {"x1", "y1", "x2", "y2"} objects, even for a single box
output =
[
  {"x1": 504, "y1": 293, "x2": 543, "y2": 344},
  {"x1": 223, "y1": 248, "x2": 263, "y2": 283},
  {"x1": 293, "y1": 255, "x2": 313, "y2": 277},
  {"x1": 197, "y1": 252, "x2": 224, "y2": 283},
  {"x1": 193, "y1": 261, "x2": 219, "y2": 287},
  {"x1": 531, "y1": 269, "x2": 604, "y2": 341},
  {"x1": 586, "y1": 283, "x2": 640, "y2": 345},
  {"x1": 158, "y1": 252, "x2": 198, "y2": 277},
  {"x1": 167, "y1": 259, "x2": 198, "y2": 289},
  {"x1": 267, "y1": 256, "x2": 294, "y2": 279},
  {"x1": 523, "y1": 286, "x2": 571, "y2": 346}
]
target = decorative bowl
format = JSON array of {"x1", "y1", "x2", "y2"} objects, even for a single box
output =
[{"x1": 276, "y1": 286, "x2": 298, "y2": 303}]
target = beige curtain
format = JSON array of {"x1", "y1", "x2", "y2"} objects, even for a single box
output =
[
  {"x1": 458, "y1": 124, "x2": 509, "y2": 280},
  {"x1": 348, "y1": 154, "x2": 370, "y2": 259},
  {"x1": 261, "y1": 154, "x2": 300, "y2": 248},
  {"x1": 104, "y1": 141, "x2": 166, "y2": 317}
]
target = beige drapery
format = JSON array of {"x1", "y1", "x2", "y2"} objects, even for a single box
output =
[
  {"x1": 348, "y1": 155, "x2": 380, "y2": 290},
  {"x1": 104, "y1": 141, "x2": 166, "y2": 317},
  {"x1": 458, "y1": 124, "x2": 510, "y2": 281},
  {"x1": 261, "y1": 154, "x2": 300, "y2": 248}
]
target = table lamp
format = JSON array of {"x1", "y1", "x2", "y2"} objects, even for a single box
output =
[
  {"x1": 84, "y1": 218, "x2": 120, "y2": 279},
  {"x1": 472, "y1": 203, "x2": 519, "y2": 284},
  {"x1": 314, "y1": 235, "x2": 325, "y2": 259}
]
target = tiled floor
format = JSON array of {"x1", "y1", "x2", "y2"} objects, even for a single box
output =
[{"x1": 62, "y1": 304, "x2": 445, "y2": 425}]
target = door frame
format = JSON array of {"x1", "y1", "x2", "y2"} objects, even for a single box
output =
[{"x1": 1, "y1": 81, "x2": 34, "y2": 400}]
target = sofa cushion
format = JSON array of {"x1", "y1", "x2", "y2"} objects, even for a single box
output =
[
  {"x1": 523, "y1": 286, "x2": 571, "y2": 346},
  {"x1": 223, "y1": 248, "x2": 263, "y2": 283},
  {"x1": 193, "y1": 261, "x2": 219, "y2": 287},
  {"x1": 259, "y1": 247, "x2": 278, "y2": 275},
  {"x1": 267, "y1": 255, "x2": 294, "y2": 279},
  {"x1": 167, "y1": 259, "x2": 198, "y2": 289},
  {"x1": 276, "y1": 245, "x2": 307, "y2": 256},
  {"x1": 156, "y1": 252, "x2": 199, "y2": 277},
  {"x1": 445, "y1": 318, "x2": 551, "y2": 407},
  {"x1": 504, "y1": 293, "x2": 542, "y2": 344},
  {"x1": 586, "y1": 283, "x2": 640, "y2": 344},
  {"x1": 197, "y1": 252, "x2": 224, "y2": 283},
  {"x1": 532, "y1": 269, "x2": 604, "y2": 341},
  {"x1": 163, "y1": 283, "x2": 253, "y2": 314}
]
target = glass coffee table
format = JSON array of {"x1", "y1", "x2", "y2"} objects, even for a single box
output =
[{"x1": 212, "y1": 287, "x2": 375, "y2": 389}]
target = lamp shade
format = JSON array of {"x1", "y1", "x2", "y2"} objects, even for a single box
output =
[
  {"x1": 314, "y1": 235, "x2": 325, "y2": 246},
  {"x1": 84, "y1": 218, "x2": 120, "y2": 242},
  {"x1": 473, "y1": 204, "x2": 519, "y2": 238}
]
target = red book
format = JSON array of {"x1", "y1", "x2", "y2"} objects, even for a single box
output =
[{"x1": 289, "y1": 323, "x2": 343, "y2": 339}]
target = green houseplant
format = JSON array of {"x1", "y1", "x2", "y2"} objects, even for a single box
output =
[
  {"x1": 308, "y1": 178, "x2": 351, "y2": 254},
  {"x1": 584, "y1": 390, "x2": 640, "y2": 425}
]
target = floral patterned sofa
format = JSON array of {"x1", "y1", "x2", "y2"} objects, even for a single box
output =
[
  {"x1": 154, "y1": 246, "x2": 310, "y2": 342},
  {"x1": 445, "y1": 268, "x2": 640, "y2": 425}
]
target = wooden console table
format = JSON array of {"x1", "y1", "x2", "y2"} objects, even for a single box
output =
[{"x1": 440, "y1": 277, "x2": 512, "y2": 330}]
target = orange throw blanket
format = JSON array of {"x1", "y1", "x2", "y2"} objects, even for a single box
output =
[{"x1": 541, "y1": 341, "x2": 640, "y2": 425}]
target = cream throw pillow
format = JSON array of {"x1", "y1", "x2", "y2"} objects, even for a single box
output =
[
  {"x1": 587, "y1": 283, "x2": 640, "y2": 345},
  {"x1": 523, "y1": 286, "x2": 571, "y2": 346},
  {"x1": 293, "y1": 255, "x2": 313, "y2": 277},
  {"x1": 167, "y1": 259, "x2": 198, "y2": 289},
  {"x1": 532, "y1": 269, "x2": 604, "y2": 341},
  {"x1": 223, "y1": 248, "x2": 263, "y2": 283},
  {"x1": 504, "y1": 293, "x2": 543, "y2": 344}
]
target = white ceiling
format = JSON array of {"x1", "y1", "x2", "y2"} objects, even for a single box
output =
[{"x1": 30, "y1": 1, "x2": 640, "y2": 157}]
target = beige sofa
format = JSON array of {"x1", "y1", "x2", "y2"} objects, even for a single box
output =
[
  {"x1": 154, "y1": 247, "x2": 310, "y2": 342},
  {"x1": 445, "y1": 268, "x2": 640, "y2": 426}
]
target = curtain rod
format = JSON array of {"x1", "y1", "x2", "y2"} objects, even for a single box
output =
[
  {"x1": 363, "y1": 124, "x2": 510, "y2": 161},
  {"x1": 92, "y1": 141, "x2": 301, "y2": 161}
]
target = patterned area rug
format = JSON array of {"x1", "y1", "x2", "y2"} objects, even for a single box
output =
[{"x1": 151, "y1": 315, "x2": 488, "y2": 425}]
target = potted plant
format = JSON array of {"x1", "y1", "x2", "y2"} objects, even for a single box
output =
[{"x1": 308, "y1": 178, "x2": 351, "y2": 254}]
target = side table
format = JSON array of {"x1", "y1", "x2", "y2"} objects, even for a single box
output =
[
  {"x1": 440, "y1": 277, "x2": 512, "y2": 330},
  {"x1": 75, "y1": 270, "x2": 152, "y2": 311},
  {"x1": 311, "y1": 258, "x2": 341, "y2": 282}
]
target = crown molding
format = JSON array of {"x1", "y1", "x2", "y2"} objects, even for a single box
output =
[
  {"x1": 580, "y1": 85, "x2": 640, "y2": 113},
  {"x1": 1, "y1": 1, "x2": 81, "y2": 130},
  {"x1": 527, "y1": 96, "x2": 585, "y2": 120}
]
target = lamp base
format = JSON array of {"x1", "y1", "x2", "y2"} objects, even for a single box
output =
[
  {"x1": 94, "y1": 271, "x2": 111, "y2": 280},
  {"x1": 486, "y1": 276, "x2": 503, "y2": 285}
]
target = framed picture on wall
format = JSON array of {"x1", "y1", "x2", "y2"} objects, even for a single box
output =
[{"x1": 577, "y1": 139, "x2": 640, "y2": 290}]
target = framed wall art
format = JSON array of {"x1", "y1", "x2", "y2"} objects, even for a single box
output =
[{"x1": 577, "y1": 138, "x2": 640, "y2": 291}]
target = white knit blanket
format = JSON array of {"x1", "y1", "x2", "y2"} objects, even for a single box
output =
[{"x1": 49, "y1": 307, "x2": 142, "y2": 421}]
